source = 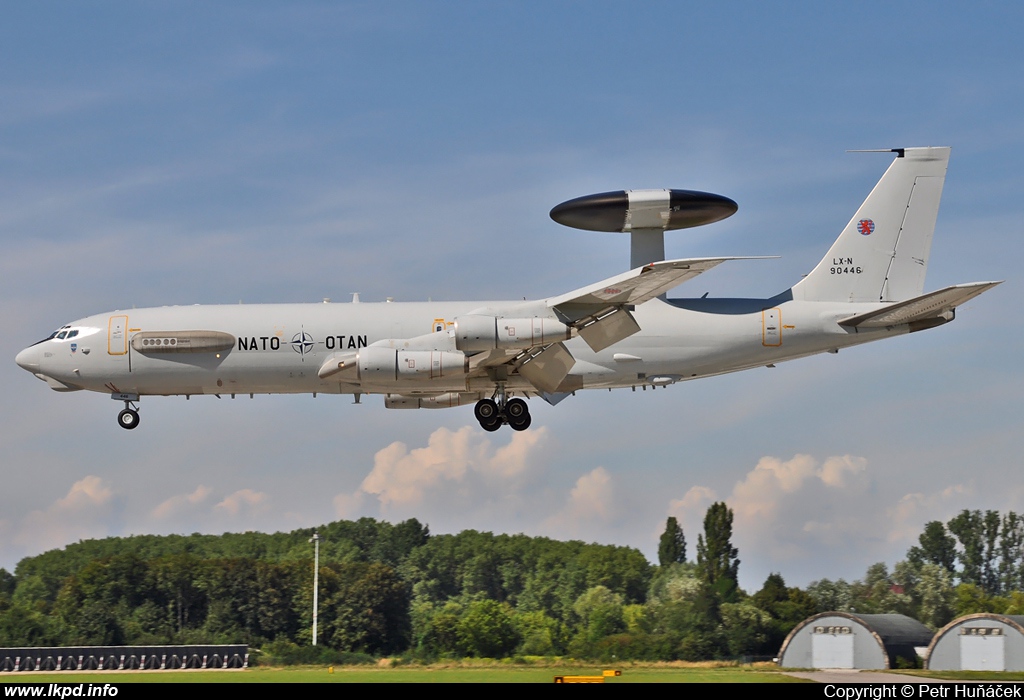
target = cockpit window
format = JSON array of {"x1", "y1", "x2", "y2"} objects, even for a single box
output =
[{"x1": 28, "y1": 324, "x2": 91, "y2": 346}]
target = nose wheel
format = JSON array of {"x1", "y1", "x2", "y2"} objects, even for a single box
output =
[
  {"x1": 117, "y1": 401, "x2": 140, "y2": 430},
  {"x1": 474, "y1": 395, "x2": 531, "y2": 431}
]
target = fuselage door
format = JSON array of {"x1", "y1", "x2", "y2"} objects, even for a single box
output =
[
  {"x1": 108, "y1": 315, "x2": 128, "y2": 355},
  {"x1": 762, "y1": 308, "x2": 782, "y2": 347}
]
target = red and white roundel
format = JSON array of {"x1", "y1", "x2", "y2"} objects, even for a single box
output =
[{"x1": 857, "y1": 219, "x2": 875, "y2": 235}]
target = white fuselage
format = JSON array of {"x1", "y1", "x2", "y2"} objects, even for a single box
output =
[{"x1": 15, "y1": 294, "x2": 900, "y2": 400}]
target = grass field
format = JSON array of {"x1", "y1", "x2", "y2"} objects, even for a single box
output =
[{"x1": 0, "y1": 662, "x2": 809, "y2": 683}]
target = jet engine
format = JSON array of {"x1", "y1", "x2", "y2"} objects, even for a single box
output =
[
  {"x1": 455, "y1": 315, "x2": 570, "y2": 353},
  {"x1": 358, "y1": 346, "x2": 468, "y2": 382}
]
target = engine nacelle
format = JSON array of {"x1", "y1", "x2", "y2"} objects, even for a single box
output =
[
  {"x1": 358, "y1": 346, "x2": 468, "y2": 382},
  {"x1": 455, "y1": 315, "x2": 570, "y2": 352}
]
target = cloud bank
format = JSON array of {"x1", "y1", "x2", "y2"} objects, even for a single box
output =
[{"x1": 666, "y1": 454, "x2": 974, "y2": 583}]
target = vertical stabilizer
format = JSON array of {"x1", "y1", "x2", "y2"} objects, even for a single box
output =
[{"x1": 792, "y1": 147, "x2": 949, "y2": 303}]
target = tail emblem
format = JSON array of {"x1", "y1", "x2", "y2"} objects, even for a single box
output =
[{"x1": 857, "y1": 219, "x2": 875, "y2": 236}]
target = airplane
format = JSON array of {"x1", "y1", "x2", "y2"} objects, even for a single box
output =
[{"x1": 15, "y1": 147, "x2": 1000, "y2": 432}]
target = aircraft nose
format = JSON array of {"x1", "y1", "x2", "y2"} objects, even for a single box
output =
[{"x1": 15, "y1": 346, "x2": 39, "y2": 372}]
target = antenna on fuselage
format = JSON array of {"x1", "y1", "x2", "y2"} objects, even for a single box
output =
[{"x1": 549, "y1": 189, "x2": 737, "y2": 269}]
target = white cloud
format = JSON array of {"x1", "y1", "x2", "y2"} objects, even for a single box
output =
[
  {"x1": 148, "y1": 485, "x2": 275, "y2": 530},
  {"x1": 886, "y1": 483, "x2": 974, "y2": 543},
  {"x1": 151, "y1": 485, "x2": 212, "y2": 520},
  {"x1": 664, "y1": 454, "x2": 975, "y2": 583},
  {"x1": 729, "y1": 454, "x2": 868, "y2": 530},
  {"x1": 342, "y1": 426, "x2": 550, "y2": 519},
  {"x1": 358, "y1": 427, "x2": 481, "y2": 508},
  {"x1": 14, "y1": 476, "x2": 119, "y2": 553},
  {"x1": 215, "y1": 489, "x2": 269, "y2": 517},
  {"x1": 544, "y1": 467, "x2": 618, "y2": 535},
  {"x1": 331, "y1": 425, "x2": 643, "y2": 543}
]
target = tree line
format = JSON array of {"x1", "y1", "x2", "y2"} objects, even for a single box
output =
[{"x1": 1, "y1": 506, "x2": 1022, "y2": 661}]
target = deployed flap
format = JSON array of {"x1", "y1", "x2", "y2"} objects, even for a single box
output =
[
  {"x1": 547, "y1": 257, "x2": 770, "y2": 318},
  {"x1": 838, "y1": 281, "x2": 1001, "y2": 328},
  {"x1": 517, "y1": 342, "x2": 576, "y2": 394},
  {"x1": 577, "y1": 307, "x2": 642, "y2": 352},
  {"x1": 466, "y1": 347, "x2": 520, "y2": 375}
]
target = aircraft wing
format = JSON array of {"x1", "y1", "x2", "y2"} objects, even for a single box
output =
[
  {"x1": 546, "y1": 257, "x2": 769, "y2": 316},
  {"x1": 544, "y1": 257, "x2": 772, "y2": 354},
  {"x1": 838, "y1": 281, "x2": 1002, "y2": 328}
]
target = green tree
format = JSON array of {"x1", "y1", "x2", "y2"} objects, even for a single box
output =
[
  {"x1": 0, "y1": 603, "x2": 52, "y2": 646},
  {"x1": 982, "y1": 510, "x2": 1002, "y2": 594},
  {"x1": 0, "y1": 569, "x2": 13, "y2": 599},
  {"x1": 695, "y1": 502, "x2": 739, "y2": 597},
  {"x1": 848, "y1": 562, "x2": 912, "y2": 615},
  {"x1": 805, "y1": 578, "x2": 852, "y2": 613},
  {"x1": 752, "y1": 573, "x2": 817, "y2": 654},
  {"x1": 457, "y1": 599, "x2": 520, "y2": 658},
  {"x1": 573, "y1": 585, "x2": 625, "y2": 642},
  {"x1": 999, "y1": 512, "x2": 1023, "y2": 594},
  {"x1": 514, "y1": 610, "x2": 560, "y2": 656},
  {"x1": 658, "y1": 517, "x2": 686, "y2": 567},
  {"x1": 948, "y1": 510, "x2": 985, "y2": 588},
  {"x1": 907, "y1": 521, "x2": 957, "y2": 575},
  {"x1": 410, "y1": 600, "x2": 463, "y2": 657},
  {"x1": 751, "y1": 573, "x2": 788, "y2": 612},
  {"x1": 151, "y1": 553, "x2": 208, "y2": 635},
  {"x1": 324, "y1": 562, "x2": 410, "y2": 654},
  {"x1": 954, "y1": 583, "x2": 1001, "y2": 616},
  {"x1": 720, "y1": 601, "x2": 771, "y2": 656},
  {"x1": 916, "y1": 563, "x2": 956, "y2": 629}
]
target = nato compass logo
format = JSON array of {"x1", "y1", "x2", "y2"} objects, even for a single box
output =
[
  {"x1": 290, "y1": 331, "x2": 314, "y2": 355},
  {"x1": 857, "y1": 219, "x2": 875, "y2": 236}
]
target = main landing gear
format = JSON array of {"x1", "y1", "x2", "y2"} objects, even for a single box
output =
[
  {"x1": 474, "y1": 393, "x2": 531, "y2": 432},
  {"x1": 117, "y1": 400, "x2": 140, "y2": 430}
]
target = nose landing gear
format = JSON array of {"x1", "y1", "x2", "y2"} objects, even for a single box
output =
[
  {"x1": 474, "y1": 391, "x2": 531, "y2": 432},
  {"x1": 117, "y1": 400, "x2": 140, "y2": 430}
]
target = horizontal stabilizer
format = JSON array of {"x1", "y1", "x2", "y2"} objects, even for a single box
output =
[{"x1": 838, "y1": 281, "x2": 1002, "y2": 328}]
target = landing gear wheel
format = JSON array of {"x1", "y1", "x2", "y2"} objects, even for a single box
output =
[
  {"x1": 480, "y1": 417, "x2": 503, "y2": 432},
  {"x1": 508, "y1": 413, "x2": 532, "y2": 432},
  {"x1": 505, "y1": 398, "x2": 528, "y2": 420},
  {"x1": 117, "y1": 409, "x2": 140, "y2": 430},
  {"x1": 474, "y1": 399, "x2": 499, "y2": 422},
  {"x1": 504, "y1": 398, "x2": 531, "y2": 431}
]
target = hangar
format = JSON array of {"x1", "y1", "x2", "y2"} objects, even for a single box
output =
[
  {"x1": 778, "y1": 612, "x2": 932, "y2": 669},
  {"x1": 926, "y1": 614, "x2": 1024, "y2": 671}
]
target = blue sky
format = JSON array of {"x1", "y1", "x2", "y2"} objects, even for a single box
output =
[{"x1": 1, "y1": 2, "x2": 1022, "y2": 591}]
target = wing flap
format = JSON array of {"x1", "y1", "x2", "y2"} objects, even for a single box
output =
[
  {"x1": 838, "y1": 281, "x2": 1002, "y2": 328},
  {"x1": 576, "y1": 307, "x2": 642, "y2": 353},
  {"x1": 517, "y1": 342, "x2": 577, "y2": 393}
]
